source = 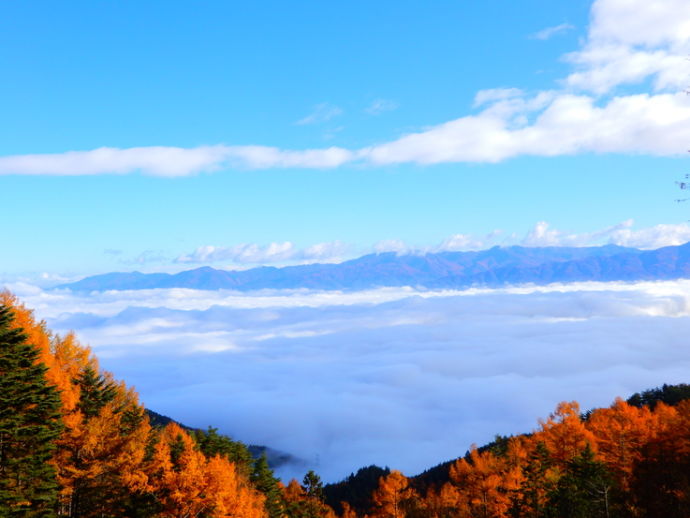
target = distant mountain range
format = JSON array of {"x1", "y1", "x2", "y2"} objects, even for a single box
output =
[{"x1": 59, "y1": 242, "x2": 690, "y2": 292}]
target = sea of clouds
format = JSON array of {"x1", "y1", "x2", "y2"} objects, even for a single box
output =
[{"x1": 7, "y1": 281, "x2": 690, "y2": 482}]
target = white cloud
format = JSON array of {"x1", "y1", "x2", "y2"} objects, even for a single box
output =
[
  {"x1": 13, "y1": 281, "x2": 690, "y2": 481},
  {"x1": 376, "y1": 220, "x2": 690, "y2": 257},
  {"x1": 0, "y1": 146, "x2": 230, "y2": 177},
  {"x1": 176, "y1": 240, "x2": 349, "y2": 265},
  {"x1": 296, "y1": 103, "x2": 343, "y2": 125},
  {"x1": 436, "y1": 233, "x2": 492, "y2": 252},
  {"x1": 0, "y1": 145, "x2": 354, "y2": 176},
  {"x1": 177, "y1": 242, "x2": 295, "y2": 264},
  {"x1": 529, "y1": 23, "x2": 574, "y2": 41},
  {"x1": 473, "y1": 88, "x2": 525, "y2": 108},
  {"x1": 365, "y1": 99, "x2": 399, "y2": 115},
  {"x1": 564, "y1": 45, "x2": 689, "y2": 94},
  {"x1": 607, "y1": 222, "x2": 690, "y2": 249},
  {"x1": 564, "y1": 0, "x2": 690, "y2": 94},
  {"x1": 223, "y1": 145, "x2": 354, "y2": 169},
  {"x1": 301, "y1": 240, "x2": 349, "y2": 261},
  {"x1": 362, "y1": 92, "x2": 690, "y2": 164},
  {"x1": 588, "y1": 0, "x2": 690, "y2": 49},
  {"x1": 373, "y1": 239, "x2": 411, "y2": 254},
  {"x1": 521, "y1": 220, "x2": 690, "y2": 249}
]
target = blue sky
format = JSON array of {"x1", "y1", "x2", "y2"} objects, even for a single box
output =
[{"x1": 2, "y1": 0, "x2": 690, "y2": 278}]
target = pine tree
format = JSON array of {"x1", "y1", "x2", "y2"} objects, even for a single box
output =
[
  {"x1": 74, "y1": 366, "x2": 117, "y2": 419},
  {"x1": 547, "y1": 444, "x2": 614, "y2": 518},
  {"x1": 510, "y1": 442, "x2": 556, "y2": 518},
  {"x1": 302, "y1": 471, "x2": 324, "y2": 502},
  {"x1": 0, "y1": 304, "x2": 63, "y2": 516},
  {"x1": 251, "y1": 454, "x2": 286, "y2": 518}
]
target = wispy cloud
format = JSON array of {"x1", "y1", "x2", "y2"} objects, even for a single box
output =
[
  {"x1": 176, "y1": 240, "x2": 349, "y2": 265},
  {"x1": 0, "y1": 145, "x2": 355, "y2": 176},
  {"x1": 529, "y1": 23, "x2": 574, "y2": 41},
  {"x1": 126, "y1": 250, "x2": 169, "y2": 265},
  {"x1": 365, "y1": 99, "x2": 398, "y2": 115},
  {"x1": 473, "y1": 88, "x2": 525, "y2": 108},
  {"x1": 296, "y1": 103, "x2": 343, "y2": 125}
]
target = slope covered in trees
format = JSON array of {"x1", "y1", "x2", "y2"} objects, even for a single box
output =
[
  {"x1": 0, "y1": 292, "x2": 329, "y2": 518},
  {"x1": 325, "y1": 394, "x2": 690, "y2": 518},
  {"x1": 1, "y1": 291, "x2": 689, "y2": 516}
]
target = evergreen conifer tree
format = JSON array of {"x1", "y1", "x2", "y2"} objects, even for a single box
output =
[
  {"x1": 548, "y1": 444, "x2": 614, "y2": 518},
  {"x1": 0, "y1": 304, "x2": 63, "y2": 516},
  {"x1": 251, "y1": 453, "x2": 286, "y2": 518}
]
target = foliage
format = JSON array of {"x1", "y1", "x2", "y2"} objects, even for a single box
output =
[
  {"x1": 0, "y1": 304, "x2": 63, "y2": 516},
  {"x1": 324, "y1": 465, "x2": 390, "y2": 515},
  {"x1": 626, "y1": 383, "x2": 690, "y2": 409}
]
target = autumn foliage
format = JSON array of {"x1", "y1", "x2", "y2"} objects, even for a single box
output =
[
  {"x1": 2, "y1": 291, "x2": 690, "y2": 517},
  {"x1": 0, "y1": 292, "x2": 268, "y2": 517},
  {"x1": 336, "y1": 396, "x2": 690, "y2": 518}
]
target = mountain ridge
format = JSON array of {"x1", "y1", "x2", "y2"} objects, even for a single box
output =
[{"x1": 58, "y1": 243, "x2": 690, "y2": 292}]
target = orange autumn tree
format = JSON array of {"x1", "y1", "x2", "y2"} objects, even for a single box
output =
[
  {"x1": 0, "y1": 291, "x2": 152, "y2": 516},
  {"x1": 420, "y1": 481, "x2": 462, "y2": 518},
  {"x1": 447, "y1": 446, "x2": 522, "y2": 518},
  {"x1": 535, "y1": 401, "x2": 597, "y2": 466},
  {"x1": 586, "y1": 398, "x2": 656, "y2": 492},
  {"x1": 282, "y1": 474, "x2": 336, "y2": 518},
  {"x1": 370, "y1": 470, "x2": 417, "y2": 518},
  {"x1": 148, "y1": 423, "x2": 267, "y2": 518},
  {"x1": 57, "y1": 370, "x2": 151, "y2": 516}
]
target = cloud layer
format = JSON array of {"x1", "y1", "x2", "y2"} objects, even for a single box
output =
[
  {"x1": 1, "y1": 0, "x2": 689, "y2": 176},
  {"x1": 9, "y1": 280, "x2": 690, "y2": 482}
]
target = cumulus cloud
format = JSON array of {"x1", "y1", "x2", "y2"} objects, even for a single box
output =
[
  {"x1": 529, "y1": 23, "x2": 575, "y2": 41},
  {"x1": 10, "y1": 281, "x2": 690, "y2": 481},
  {"x1": 521, "y1": 220, "x2": 634, "y2": 247},
  {"x1": 296, "y1": 103, "x2": 343, "y2": 125},
  {"x1": 564, "y1": 0, "x2": 690, "y2": 93},
  {"x1": 607, "y1": 222, "x2": 690, "y2": 249},
  {"x1": 176, "y1": 240, "x2": 349, "y2": 265},
  {"x1": 374, "y1": 221, "x2": 690, "y2": 257},
  {"x1": 362, "y1": 92, "x2": 690, "y2": 164},
  {"x1": 522, "y1": 220, "x2": 690, "y2": 249}
]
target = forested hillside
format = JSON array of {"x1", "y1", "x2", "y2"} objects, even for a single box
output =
[
  {"x1": 0, "y1": 292, "x2": 331, "y2": 518},
  {"x1": 1, "y1": 291, "x2": 689, "y2": 517},
  {"x1": 324, "y1": 388, "x2": 690, "y2": 518}
]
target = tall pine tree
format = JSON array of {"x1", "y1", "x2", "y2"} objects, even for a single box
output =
[{"x1": 0, "y1": 304, "x2": 63, "y2": 516}]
